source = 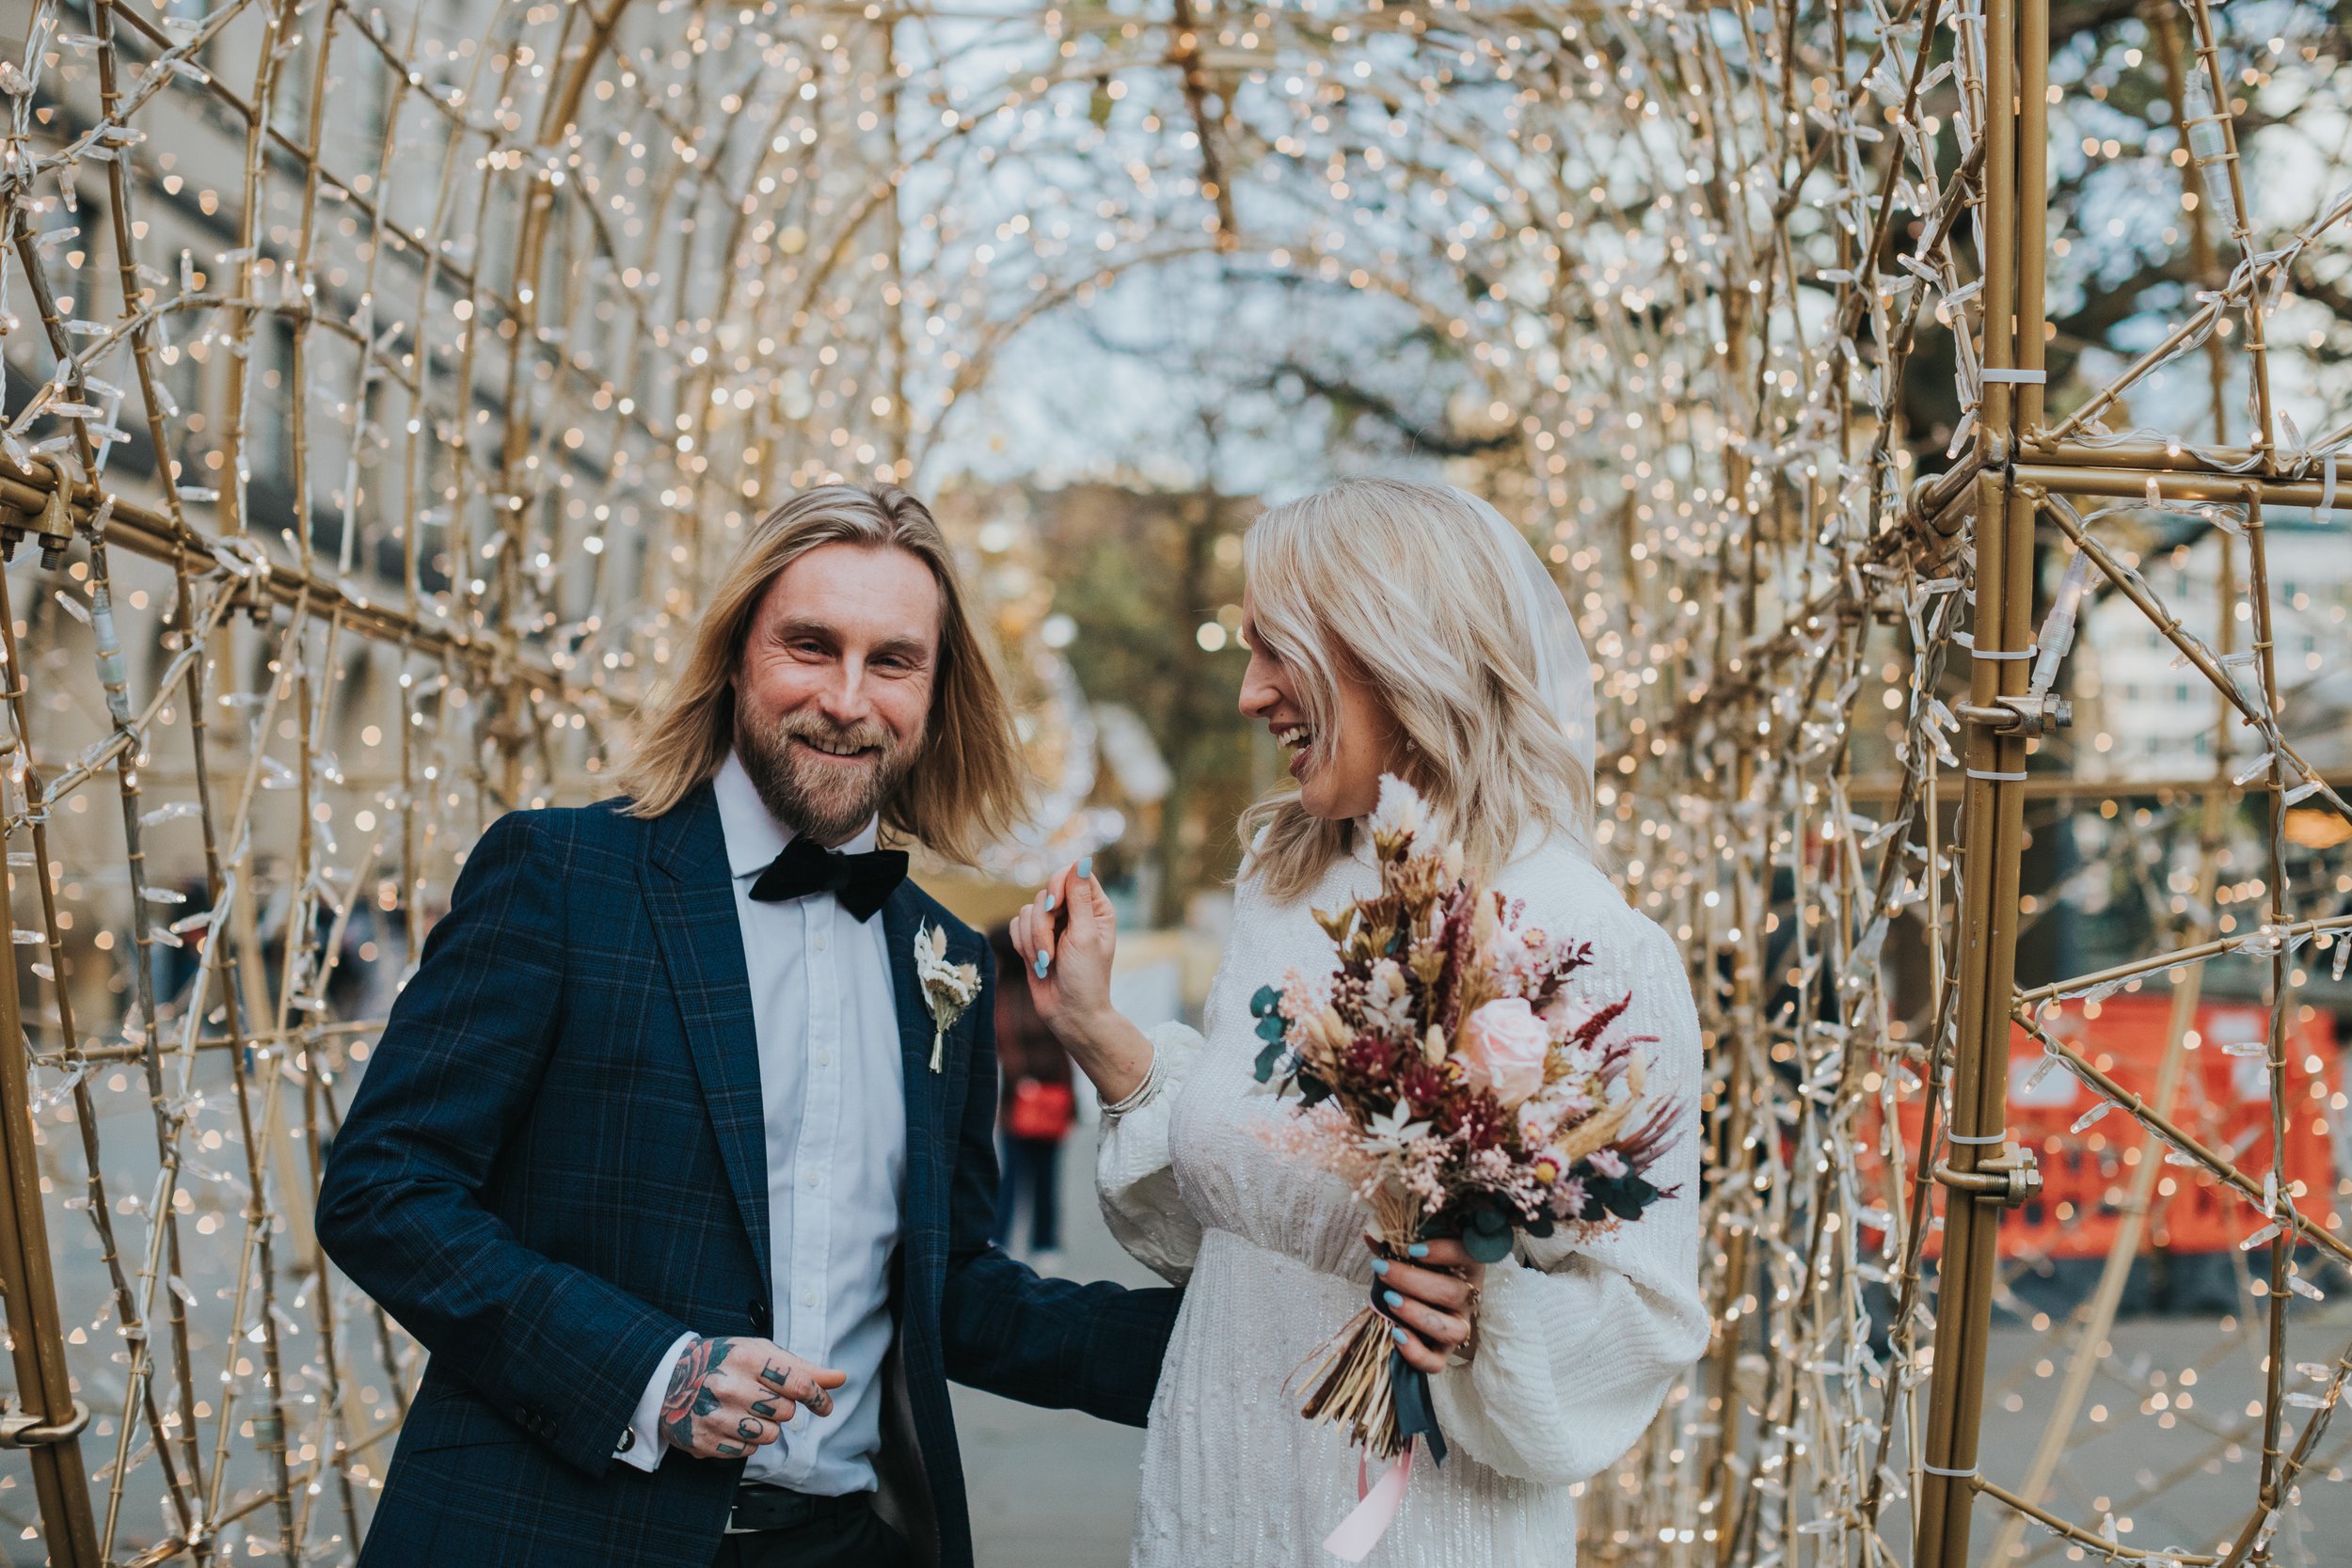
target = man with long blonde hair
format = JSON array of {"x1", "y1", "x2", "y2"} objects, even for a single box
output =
[{"x1": 318, "y1": 484, "x2": 1179, "y2": 1568}]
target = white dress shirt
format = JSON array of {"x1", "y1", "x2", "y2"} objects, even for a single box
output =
[{"x1": 616, "y1": 752, "x2": 908, "y2": 1494}]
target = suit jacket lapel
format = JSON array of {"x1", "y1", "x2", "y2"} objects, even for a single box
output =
[{"x1": 643, "y1": 784, "x2": 772, "y2": 1285}]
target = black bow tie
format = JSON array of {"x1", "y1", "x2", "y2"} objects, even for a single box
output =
[{"x1": 748, "y1": 833, "x2": 909, "y2": 922}]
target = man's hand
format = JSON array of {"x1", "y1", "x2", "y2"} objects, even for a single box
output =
[{"x1": 659, "y1": 1335, "x2": 849, "y2": 1459}]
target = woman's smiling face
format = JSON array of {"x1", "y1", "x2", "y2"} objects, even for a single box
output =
[{"x1": 1236, "y1": 591, "x2": 1401, "y2": 822}]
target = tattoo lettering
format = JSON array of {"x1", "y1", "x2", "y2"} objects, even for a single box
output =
[
  {"x1": 661, "y1": 1336, "x2": 734, "y2": 1449},
  {"x1": 717, "y1": 1442, "x2": 744, "y2": 1457},
  {"x1": 762, "y1": 1358, "x2": 832, "y2": 1417},
  {"x1": 749, "y1": 1398, "x2": 779, "y2": 1418},
  {"x1": 737, "y1": 1417, "x2": 765, "y2": 1440}
]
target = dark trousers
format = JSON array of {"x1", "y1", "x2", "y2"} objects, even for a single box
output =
[
  {"x1": 992, "y1": 1132, "x2": 1063, "y2": 1252},
  {"x1": 707, "y1": 1497, "x2": 912, "y2": 1568}
]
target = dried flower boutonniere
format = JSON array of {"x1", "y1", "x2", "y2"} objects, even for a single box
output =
[{"x1": 913, "y1": 923, "x2": 981, "y2": 1072}]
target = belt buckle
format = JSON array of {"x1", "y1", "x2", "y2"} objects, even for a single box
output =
[
  {"x1": 728, "y1": 1484, "x2": 818, "y2": 1536},
  {"x1": 725, "y1": 1486, "x2": 770, "y2": 1536}
]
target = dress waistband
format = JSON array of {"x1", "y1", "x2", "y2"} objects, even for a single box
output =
[{"x1": 1197, "y1": 1222, "x2": 1377, "y2": 1298}]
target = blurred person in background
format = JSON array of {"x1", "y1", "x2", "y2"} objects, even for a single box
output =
[{"x1": 988, "y1": 922, "x2": 1075, "y2": 1270}]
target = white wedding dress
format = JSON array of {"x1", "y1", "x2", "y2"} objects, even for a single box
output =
[{"x1": 1099, "y1": 827, "x2": 1709, "y2": 1567}]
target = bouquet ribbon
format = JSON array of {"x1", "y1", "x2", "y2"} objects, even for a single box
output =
[
  {"x1": 1388, "y1": 1346, "x2": 1449, "y2": 1466},
  {"x1": 1322, "y1": 1440, "x2": 1415, "y2": 1562},
  {"x1": 1320, "y1": 1295, "x2": 1451, "y2": 1563},
  {"x1": 1367, "y1": 1281, "x2": 1449, "y2": 1466}
]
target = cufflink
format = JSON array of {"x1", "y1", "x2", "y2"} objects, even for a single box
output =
[{"x1": 617, "y1": 1429, "x2": 635, "y2": 1452}]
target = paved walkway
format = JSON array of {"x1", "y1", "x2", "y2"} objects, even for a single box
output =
[{"x1": 953, "y1": 1132, "x2": 1158, "y2": 1568}]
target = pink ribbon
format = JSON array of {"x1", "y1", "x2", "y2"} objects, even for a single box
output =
[{"x1": 1322, "y1": 1440, "x2": 1415, "y2": 1562}]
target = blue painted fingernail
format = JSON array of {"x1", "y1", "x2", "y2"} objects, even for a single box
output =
[
  {"x1": 1383, "y1": 1290, "x2": 1404, "y2": 1309},
  {"x1": 1077, "y1": 856, "x2": 1094, "y2": 879},
  {"x1": 1035, "y1": 951, "x2": 1051, "y2": 977},
  {"x1": 1407, "y1": 1243, "x2": 1429, "y2": 1259},
  {"x1": 1043, "y1": 894, "x2": 1056, "y2": 912},
  {"x1": 1370, "y1": 1258, "x2": 1390, "y2": 1276},
  {"x1": 1391, "y1": 1326, "x2": 1410, "y2": 1345}
]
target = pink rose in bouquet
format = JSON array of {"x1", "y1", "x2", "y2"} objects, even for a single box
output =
[{"x1": 1456, "y1": 998, "x2": 1549, "y2": 1107}]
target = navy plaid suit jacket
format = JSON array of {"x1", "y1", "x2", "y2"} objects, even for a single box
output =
[{"x1": 316, "y1": 785, "x2": 1181, "y2": 1568}]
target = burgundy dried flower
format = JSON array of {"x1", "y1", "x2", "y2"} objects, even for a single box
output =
[
  {"x1": 1395, "y1": 1061, "x2": 1449, "y2": 1115},
  {"x1": 1565, "y1": 992, "x2": 1633, "y2": 1050},
  {"x1": 1444, "y1": 1091, "x2": 1509, "y2": 1151},
  {"x1": 1345, "y1": 1033, "x2": 1396, "y2": 1080}
]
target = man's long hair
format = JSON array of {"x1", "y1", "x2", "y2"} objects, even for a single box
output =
[{"x1": 617, "y1": 483, "x2": 1025, "y2": 863}]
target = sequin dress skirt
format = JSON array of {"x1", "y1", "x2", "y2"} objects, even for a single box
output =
[{"x1": 1128, "y1": 1227, "x2": 1579, "y2": 1568}]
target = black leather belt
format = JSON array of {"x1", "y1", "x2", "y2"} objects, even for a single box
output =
[{"x1": 727, "y1": 1484, "x2": 873, "y2": 1535}]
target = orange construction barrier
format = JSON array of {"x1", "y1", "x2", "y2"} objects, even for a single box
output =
[{"x1": 1867, "y1": 993, "x2": 2341, "y2": 1260}]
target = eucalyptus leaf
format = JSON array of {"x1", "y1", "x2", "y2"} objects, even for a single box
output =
[{"x1": 1463, "y1": 1225, "x2": 1516, "y2": 1264}]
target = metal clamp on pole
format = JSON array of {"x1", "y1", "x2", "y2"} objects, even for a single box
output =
[
  {"x1": 0, "y1": 1400, "x2": 89, "y2": 1449},
  {"x1": 1956, "y1": 693, "x2": 2074, "y2": 736},
  {"x1": 0, "y1": 458, "x2": 77, "y2": 571},
  {"x1": 1934, "y1": 1145, "x2": 2043, "y2": 1208}
]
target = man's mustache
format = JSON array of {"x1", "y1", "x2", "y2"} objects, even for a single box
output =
[{"x1": 771, "y1": 714, "x2": 896, "y2": 757}]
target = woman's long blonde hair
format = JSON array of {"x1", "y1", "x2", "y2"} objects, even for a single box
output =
[
  {"x1": 616, "y1": 483, "x2": 1025, "y2": 863},
  {"x1": 1239, "y1": 479, "x2": 1595, "y2": 902}
]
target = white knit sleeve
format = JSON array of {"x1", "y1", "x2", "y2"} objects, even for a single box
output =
[
  {"x1": 1096, "y1": 1019, "x2": 1208, "y2": 1285},
  {"x1": 1428, "y1": 896, "x2": 1709, "y2": 1484}
]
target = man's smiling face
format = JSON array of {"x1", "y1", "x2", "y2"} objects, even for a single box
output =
[{"x1": 733, "y1": 542, "x2": 942, "y2": 847}]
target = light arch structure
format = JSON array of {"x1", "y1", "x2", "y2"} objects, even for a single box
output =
[{"x1": 4, "y1": 1, "x2": 2352, "y2": 1564}]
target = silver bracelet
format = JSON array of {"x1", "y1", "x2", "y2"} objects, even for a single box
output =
[{"x1": 1099, "y1": 1038, "x2": 1165, "y2": 1121}]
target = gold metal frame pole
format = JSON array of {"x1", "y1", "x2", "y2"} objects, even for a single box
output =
[
  {"x1": 1915, "y1": 0, "x2": 2048, "y2": 1552},
  {"x1": 0, "y1": 830, "x2": 103, "y2": 1567}
]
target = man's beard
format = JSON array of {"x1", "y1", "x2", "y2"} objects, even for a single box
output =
[{"x1": 734, "y1": 701, "x2": 921, "y2": 847}]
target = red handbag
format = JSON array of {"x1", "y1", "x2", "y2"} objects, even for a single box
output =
[{"x1": 1008, "y1": 1078, "x2": 1076, "y2": 1141}]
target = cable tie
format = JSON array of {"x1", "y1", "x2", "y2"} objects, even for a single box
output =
[
  {"x1": 1964, "y1": 768, "x2": 2029, "y2": 782},
  {"x1": 1920, "y1": 1462, "x2": 1980, "y2": 1478},
  {"x1": 1979, "y1": 368, "x2": 2047, "y2": 385},
  {"x1": 1947, "y1": 1130, "x2": 2010, "y2": 1145},
  {"x1": 1969, "y1": 644, "x2": 2037, "y2": 660}
]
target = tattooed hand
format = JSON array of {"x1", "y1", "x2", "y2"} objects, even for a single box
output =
[{"x1": 658, "y1": 1336, "x2": 849, "y2": 1460}]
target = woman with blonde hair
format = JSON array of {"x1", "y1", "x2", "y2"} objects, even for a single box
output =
[{"x1": 1011, "y1": 479, "x2": 1707, "y2": 1566}]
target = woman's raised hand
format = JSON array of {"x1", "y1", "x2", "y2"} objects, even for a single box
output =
[
  {"x1": 1009, "y1": 861, "x2": 1153, "y2": 1104},
  {"x1": 1009, "y1": 859, "x2": 1116, "y2": 1039}
]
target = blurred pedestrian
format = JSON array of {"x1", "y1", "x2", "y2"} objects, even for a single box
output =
[{"x1": 989, "y1": 922, "x2": 1075, "y2": 1267}]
